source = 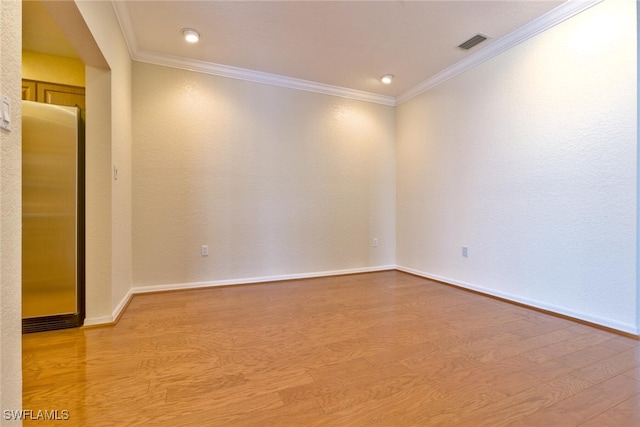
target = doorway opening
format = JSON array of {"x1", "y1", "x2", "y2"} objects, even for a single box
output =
[{"x1": 21, "y1": 0, "x2": 86, "y2": 333}]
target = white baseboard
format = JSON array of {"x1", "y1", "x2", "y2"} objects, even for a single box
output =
[
  {"x1": 84, "y1": 289, "x2": 135, "y2": 326},
  {"x1": 88, "y1": 264, "x2": 637, "y2": 336},
  {"x1": 396, "y1": 265, "x2": 639, "y2": 336},
  {"x1": 83, "y1": 315, "x2": 115, "y2": 326},
  {"x1": 93, "y1": 265, "x2": 396, "y2": 326}
]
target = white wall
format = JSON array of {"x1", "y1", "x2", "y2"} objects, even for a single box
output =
[
  {"x1": 132, "y1": 62, "x2": 395, "y2": 288},
  {"x1": 75, "y1": 0, "x2": 133, "y2": 322},
  {"x1": 84, "y1": 65, "x2": 113, "y2": 323},
  {"x1": 0, "y1": 0, "x2": 22, "y2": 421},
  {"x1": 397, "y1": 0, "x2": 638, "y2": 333}
]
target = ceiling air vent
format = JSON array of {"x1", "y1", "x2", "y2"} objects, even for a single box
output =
[{"x1": 458, "y1": 34, "x2": 488, "y2": 50}]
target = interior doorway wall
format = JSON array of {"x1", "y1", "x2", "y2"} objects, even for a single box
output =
[{"x1": 23, "y1": 0, "x2": 114, "y2": 325}]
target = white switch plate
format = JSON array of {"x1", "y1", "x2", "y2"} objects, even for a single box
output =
[{"x1": 0, "y1": 95, "x2": 11, "y2": 131}]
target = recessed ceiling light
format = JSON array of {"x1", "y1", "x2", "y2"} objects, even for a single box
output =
[
  {"x1": 182, "y1": 28, "x2": 200, "y2": 43},
  {"x1": 380, "y1": 74, "x2": 394, "y2": 85}
]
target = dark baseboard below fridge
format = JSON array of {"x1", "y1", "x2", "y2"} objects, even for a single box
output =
[{"x1": 22, "y1": 313, "x2": 83, "y2": 334}]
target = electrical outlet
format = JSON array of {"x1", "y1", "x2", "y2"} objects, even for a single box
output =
[
  {"x1": 201, "y1": 245, "x2": 209, "y2": 256},
  {"x1": 373, "y1": 238, "x2": 378, "y2": 247},
  {"x1": 462, "y1": 246, "x2": 469, "y2": 257}
]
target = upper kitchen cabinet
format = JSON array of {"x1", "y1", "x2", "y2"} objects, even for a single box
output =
[{"x1": 22, "y1": 79, "x2": 85, "y2": 110}]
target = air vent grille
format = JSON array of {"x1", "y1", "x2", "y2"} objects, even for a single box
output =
[
  {"x1": 22, "y1": 313, "x2": 81, "y2": 333},
  {"x1": 458, "y1": 34, "x2": 488, "y2": 50}
]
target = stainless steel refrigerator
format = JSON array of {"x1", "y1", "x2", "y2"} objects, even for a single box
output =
[{"x1": 22, "y1": 100, "x2": 84, "y2": 333}]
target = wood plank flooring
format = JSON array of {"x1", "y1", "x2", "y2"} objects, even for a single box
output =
[{"x1": 22, "y1": 271, "x2": 640, "y2": 426}]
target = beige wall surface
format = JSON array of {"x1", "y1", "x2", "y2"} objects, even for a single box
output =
[
  {"x1": 0, "y1": 0, "x2": 23, "y2": 421},
  {"x1": 132, "y1": 62, "x2": 396, "y2": 287},
  {"x1": 396, "y1": 0, "x2": 638, "y2": 333},
  {"x1": 75, "y1": 0, "x2": 133, "y2": 321},
  {"x1": 83, "y1": 64, "x2": 113, "y2": 324},
  {"x1": 22, "y1": 51, "x2": 85, "y2": 87}
]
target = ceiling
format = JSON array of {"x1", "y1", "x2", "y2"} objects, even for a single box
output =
[
  {"x1": 24, "y1": 1, "x2": 569, "y2": 103},
  {"x1": 22, "y1": 1, "x2": 79, "y2": 59}
]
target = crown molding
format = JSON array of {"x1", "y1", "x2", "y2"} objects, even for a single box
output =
[
  {"x1": 111, "y1": 0, "x2": 137, "y2": 58},
  {"x1": 112, "y1": 0, "x2": 601, "y2": 108},
  {"x1": 396, "y1": 0, "x2": 603, "y2": 105},
  {"x1": 133, "y1": 49, "x2": 397, "y2": 106},
  {"x1": 110, "y1": 1, "x2": 395, "y2": 106}
]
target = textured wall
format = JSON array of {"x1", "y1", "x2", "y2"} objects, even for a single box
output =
[
  {"x1": 0, "y1": 0, "x2": 23, "y2": 420},
  {"x1": 397, "y1": 0, "x2": 638, "y2": 332},
  {"x1": 83, "y1": 65, "x2": 113, "y2": 324},
  {"x1": 75, "y1": 1, "x2": 133, "y2": 319},
  {"x1": 132, "y1": 62, "x2": 395, "y2": 287}
]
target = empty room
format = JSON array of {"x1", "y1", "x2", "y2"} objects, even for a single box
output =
[{"x1": 1, "y1": 0, "x2": 639, "y2": 425}]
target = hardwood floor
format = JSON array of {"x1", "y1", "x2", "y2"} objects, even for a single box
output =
[{"x1": 22, "y1": 271, "x2": 640, "y2": 426}]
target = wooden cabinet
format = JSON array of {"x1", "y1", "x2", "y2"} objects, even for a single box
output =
[
  {"x1": 22, "y1": 80, "x2": 37, "y2": 101},
  {"x1": 22, "y1": 79, "x2": 85, "y2": 110}
]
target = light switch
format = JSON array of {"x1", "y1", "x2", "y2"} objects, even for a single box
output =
[{"x1": 0, "y1": 95, "x2": 11, "y2": 131}]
